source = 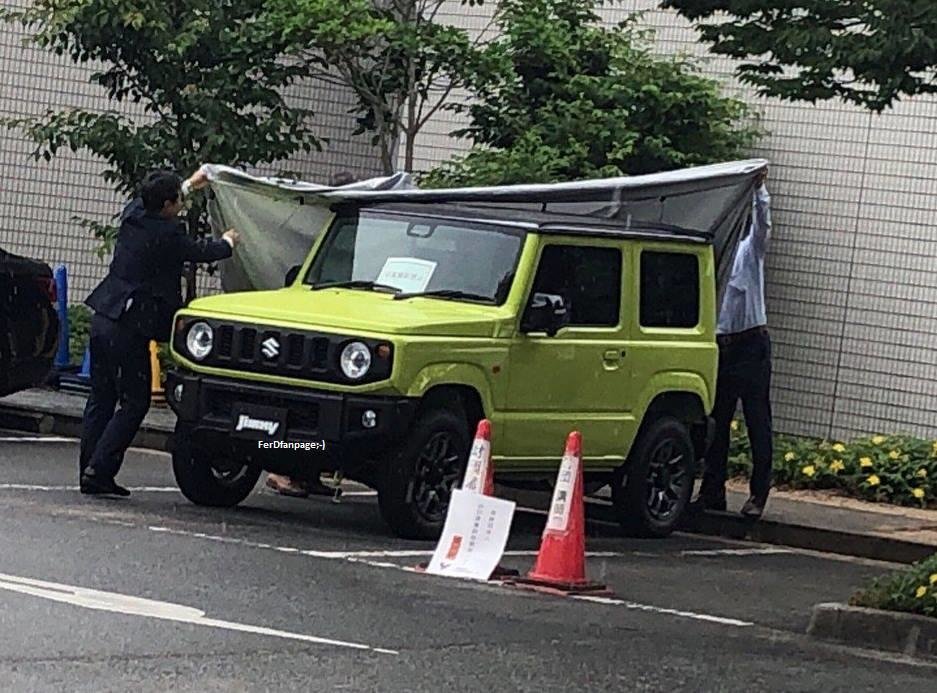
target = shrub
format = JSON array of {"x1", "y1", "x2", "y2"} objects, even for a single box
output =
[
  {"x1": 850, "y1": 552, "x2": 937, "y2": 618},
  {"x1": 67, "y1": 303, "x2": 92, "y2": 365},
  {"x1": 728, "y1": 420, "x2": 937, "y2": 508}
]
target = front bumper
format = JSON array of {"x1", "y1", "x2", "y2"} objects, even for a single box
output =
[{"x1": 166, "y1": 369, "x2": 418, "y2": 458}]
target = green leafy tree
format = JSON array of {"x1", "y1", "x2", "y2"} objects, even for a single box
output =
[
  {"x1": 662, "y1": 1, "x2": 937, "y2": 112},
  {"x1": 262, "y1": 0, "x2": 495, "y2": 173},
  {"x1": 423, "y1": 0, "x2": 760, "y2": 187},
  {"x1": 1, "y1": 0, "x2": 321, "y2": 299}
]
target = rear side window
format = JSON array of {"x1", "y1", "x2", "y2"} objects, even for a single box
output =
[
  {"x1": 530, "y1": 245, "x2": 622, "y2": 327},
  {"x1": 640, "y1": 251, "x2": 700, "y2": 328}
]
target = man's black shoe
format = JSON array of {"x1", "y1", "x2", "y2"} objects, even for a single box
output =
[
  {"x1": 689, "y1": 495, "x2": 727, "y2": 514},
  {"x1": 80, "y1": 474, "x2": 131, "y2": 498},
  {"x1": 740, "y1": 494, "x2": 767, "y2": 519}
]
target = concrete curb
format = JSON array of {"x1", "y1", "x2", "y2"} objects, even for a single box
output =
[
  {"x1": 808, "y1": 603, "x2": 937, "y2": 660},
  {"x1": 680, "y1": 509, "x2": 937, "y2": 565},
  {"x1": 0, "y1": 403, "x2": 171, "y2": 452}
]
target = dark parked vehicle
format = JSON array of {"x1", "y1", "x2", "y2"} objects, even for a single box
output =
[{"x1": 0, "y1": 246, "x2": 59, "y2": 396}]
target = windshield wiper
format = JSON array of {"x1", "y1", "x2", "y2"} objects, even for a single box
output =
[
  {"x1": 309, "y1": 280, "x2": 399, "y2": 293},
  {"x1": 393, "y1": 289, "x2": 495, "y2": 303}
]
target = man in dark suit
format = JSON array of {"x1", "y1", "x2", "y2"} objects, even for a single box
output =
[{"x1": 79, "y1": 168, "x2": 239, "y2": 496}]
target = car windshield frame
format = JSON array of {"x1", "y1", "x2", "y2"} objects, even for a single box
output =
[{"x1": 303, "y1": 208, "x2": 527, "y2": 306}]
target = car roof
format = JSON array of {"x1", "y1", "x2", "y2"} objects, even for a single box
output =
[{"x1": 332, "y1": 201, "x2": 711, "y2": 245}]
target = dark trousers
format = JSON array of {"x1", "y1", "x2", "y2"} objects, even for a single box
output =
[
  {"x1": 702, "y1": 329, "x2": 773, "y2": 501},
  {"x1": 79, "y1": 313, "x2": 152, "y2": 480}
]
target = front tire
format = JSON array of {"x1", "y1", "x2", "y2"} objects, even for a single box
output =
[
  {"x1": 612, "y1": 417, "x2": 695, "y2": 538},
  {"x1": 378, "y1": 407, "x2": 470, "y2": 540},
  {"x1": 172, "y1": 426, "x2": 261, "y2": 507}
]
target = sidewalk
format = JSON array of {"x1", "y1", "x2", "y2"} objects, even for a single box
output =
[
  {"x1": 2, "y1": 387, "x2": 936, "y2": 564},
  {"x1": 0, "y1": 387, "x2": 174, "y2": 450}
]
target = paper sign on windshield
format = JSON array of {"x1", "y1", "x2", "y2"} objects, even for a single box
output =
[{"x1": 376, "y1": 257, "x2": 436, "y2": 293}]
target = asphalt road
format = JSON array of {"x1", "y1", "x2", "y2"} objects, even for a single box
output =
[{"x1": 0, "y1": 429, "x2": 935, "y2": 692}]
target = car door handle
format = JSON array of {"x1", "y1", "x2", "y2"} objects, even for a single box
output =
[{"x1": 603, "y1": 348, "x2": 626, "y2": 361}]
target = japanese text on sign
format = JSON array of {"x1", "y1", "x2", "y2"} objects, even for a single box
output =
[
  {"x1": 376, "y1": 257, "x2": 437, "y2": 293},
  {"x1": 545, "y1": 453, "x2": 577, "y2": 532}
]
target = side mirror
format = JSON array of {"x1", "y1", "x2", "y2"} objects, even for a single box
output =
[
  {"x1": 284, "y1": 264, "x2": 301, "y2": 287},
  {"x1": 521, "y1": 292, "x2": 570, "y2": 336}
]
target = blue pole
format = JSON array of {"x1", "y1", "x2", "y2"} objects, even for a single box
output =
[
  {"x1": 53, "y1": 264, "x2": 69, "y2": 369},
  {"x1": 78, "y1": 346, "x2": 91, "y2": 381}
]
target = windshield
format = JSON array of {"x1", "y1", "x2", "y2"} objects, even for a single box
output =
[{"x1": 304, "y1": 211, "x2": 525, "y2": 304}]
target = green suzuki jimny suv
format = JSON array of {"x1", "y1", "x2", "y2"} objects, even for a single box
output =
[{"x1": 167, "y1": 201, "x2": 717, "y2": 539}]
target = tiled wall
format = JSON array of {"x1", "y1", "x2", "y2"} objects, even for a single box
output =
[
  {"x1": 406, "y1": 2, "x2": 937, "y2": 441},
  {"x1": 0, "y1": 0, "x2": 383, "y2": 303},
  {"x1": 4, "y1": 0, "x2": 936, "y2": 441}
]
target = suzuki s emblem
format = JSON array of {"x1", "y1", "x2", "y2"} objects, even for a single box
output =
[{"x1": 261, "y1": 337, "x2": 280, "y2": 360}]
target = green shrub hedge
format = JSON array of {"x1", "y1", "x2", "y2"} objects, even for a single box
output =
[
  {"x1": 851, "y1": 552, "x2": 937, "y2": 618},
  {"x1": 728, "y1": 420, "x2": 936, "y2": 508}
]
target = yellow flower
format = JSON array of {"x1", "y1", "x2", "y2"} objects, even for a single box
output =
[
  {"x1": 889, "y1": 450, "x2": 901, "y2": 460},
  {"x1": 917, "y1": 468, "x2": 928, "y2": 479},
  {"x1": 931, "y1": 441, "x2": 937, "y2": 456},
  {"x1": 916, "y1": 585, "x2": 928, "y2": 599},
  {"x1": 929, "y1": 573, "x2": 937, "y2": 585},
  {"x1": 912, "y1": 488, "x2": 926, "y2": 500},
  {"x1": 871, "y1": 435, "x2": 886, "y2": 445},
  {"x1": 832, "y1": 443, "x2": 846, "y2": 453},
  {"x1": 866, "y1": 474, "x2": 881, "y2": 486},
  {"x1": 830, "y1": 460, "x2": 845, "y2": 473},
  {"x1": 730, "y1": 420, "x2": 739, "y2": 432},
  {"x1": 802, "y1": 465, "x2": 817, "y2": 478},
  {"x1": 784, "y1": 451, "x2": 797, "y2": 462},
  {"x1": 859, "y1": 457, "x2": 873, "y2": 468}
]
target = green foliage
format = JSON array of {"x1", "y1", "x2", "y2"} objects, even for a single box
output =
[
  {"x1": 662, "y1": 1, "x2": 937, "y2": 112},
  {"x1": 423, "y1": 1, "x2": 759, "y2": 187},
  {"x1": 1, "y1": 0, "x2": 320, "y2": 251},
  {"x1": 262, "y1": 0, "x2": 494, "y2": 173},
  {"x1": 67, "y1": 304, "x2": 92, "y2": 365},
  {"x1": 728, "y1": 420, "x2": 937, "y2": 508},
  {"x1": 851, "y1": 552, "x2": 937, "y2": 618}
]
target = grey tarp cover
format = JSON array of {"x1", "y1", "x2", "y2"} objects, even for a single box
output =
[{"x1": 203, "y1": 158, "x2": 768, "y2": 308}]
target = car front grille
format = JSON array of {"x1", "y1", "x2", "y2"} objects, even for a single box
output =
[{"x1": 174, "y1": 318, "x2": 392, "y2": 385}]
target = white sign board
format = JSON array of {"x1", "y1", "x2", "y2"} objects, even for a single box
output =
[
  {"x1": 545, "y1": 452, "x2": 578, "y2": 532},
  {"x1": 376, "y1": 257, "x2": 437, "y2": 293},
  {"x1": 426, "y1": 489, "x2": 515, "y2": 581}
]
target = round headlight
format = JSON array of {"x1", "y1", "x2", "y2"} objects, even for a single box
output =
[
  {"x1": 340, "y1": 341, "x2": 371, "y2": 379},
  {"x1": 185, "y1": 322, "x2": 213, "y2": 361}
]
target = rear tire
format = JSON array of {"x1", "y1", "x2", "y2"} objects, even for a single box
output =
[
  {"x1": 612, "y1": 417, "x2": 695, "y2": 538},
  {"x1": 378, "y1": 407, "x2": 470, "y2": 540},
  {"x1": 172, "y1": 425, "x2": 261, "y2": 507}
]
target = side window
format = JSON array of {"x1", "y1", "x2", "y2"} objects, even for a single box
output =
[
  {"x1": 530, "y1": 245, "x2": 622, "y2": 327},
  {"x1": 640, "y1": 251, "x2": 700, "y2": 328}
]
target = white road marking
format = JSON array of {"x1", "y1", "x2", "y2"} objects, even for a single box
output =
[
  {"x1": 145, "y1": 525, "x2": 755, "y2": 628},
  {"x1": 680, "y1": 548, "x2": 793, "y2": 557},
  {"x1": 571, "y1": 595, "x2": 754, "y2": 627},
  {"x1": 146, "y1": 527, "x2": 625, "y2": 560},
  {"x1": 0, "y1": 437, "x2": 75, "y2": 443},
  {"x1": 0, "y1": 484, "x2": 179, "y2": 493},
  {"x1": 0, "y1": 572, "x2": 397, "y2": 655}
]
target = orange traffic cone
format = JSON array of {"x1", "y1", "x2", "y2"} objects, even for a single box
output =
[
  {"x1": 509, "y1": 431, "x2": 612, "y2": 596},
  {"x1": 417, "y1": 420, "x2": 518, "y2": 579}
]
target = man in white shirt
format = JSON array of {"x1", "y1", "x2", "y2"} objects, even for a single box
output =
[{"x1": 695, "y1": 169, "x2": 773, "y2": 518}]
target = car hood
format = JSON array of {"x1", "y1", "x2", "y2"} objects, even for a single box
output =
[{"x1": 184, "y1": 287, "x2": 508, "y2": 338}]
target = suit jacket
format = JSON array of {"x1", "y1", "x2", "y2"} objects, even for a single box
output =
[{"x1": 86, "y1": 199, "x2": 232, "y2": 342}]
